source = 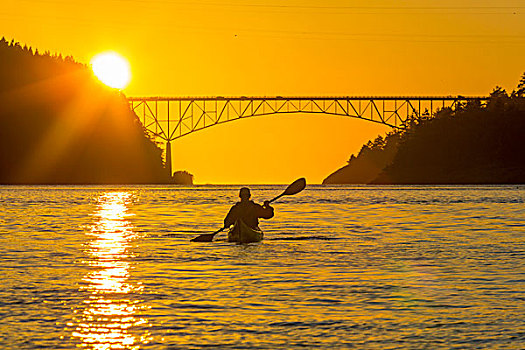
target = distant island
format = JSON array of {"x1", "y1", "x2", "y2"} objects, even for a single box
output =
[
  {"x1": 172, "y1": 170, "x2": 194, "y2": 185},
  {"x1": 0, "y1": 38, "x2": 192, "y2": 184},
  {"x1": 324, "y1": 74, "x2": 525, "y2": 184}
]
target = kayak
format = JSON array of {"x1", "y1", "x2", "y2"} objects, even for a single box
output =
[{"x1": 228, "y1": 219, "x2": 264, "y2": 243}]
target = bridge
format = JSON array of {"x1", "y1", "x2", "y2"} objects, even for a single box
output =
[{"x1": 128, "y1": 96, "x2": 487, "y2": 175}]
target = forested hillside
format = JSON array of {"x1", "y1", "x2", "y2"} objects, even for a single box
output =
[
  {"x1": 0, "y1": 38, "x2": 170, "y2": 184},
  {"x1": 324, "y1": 74, "x2": 525, "y2": 184}
]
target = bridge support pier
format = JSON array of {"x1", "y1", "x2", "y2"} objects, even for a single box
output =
[{"x1": 166, "y1": 141, "x2": 172, "y2": 177}]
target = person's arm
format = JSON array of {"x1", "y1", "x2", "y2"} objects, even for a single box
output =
[
  {"x1": 258, "y1": 201, "x2": 274, "y2": 219},
  {"x1": 224, "y1": 205, "x2": 238, "y2": 228}
]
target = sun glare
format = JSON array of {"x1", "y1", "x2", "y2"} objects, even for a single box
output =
[{"x1": 91, "y1": 52, "x2": 131, "y2": 89}]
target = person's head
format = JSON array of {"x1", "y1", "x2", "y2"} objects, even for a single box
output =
[{"x1": 239, "y1": 187, "x2": 251, "y2": 201}]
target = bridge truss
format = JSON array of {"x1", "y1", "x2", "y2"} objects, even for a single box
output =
[{"x1": 127, "y1": 96, "x2": 487, "y2": 174}]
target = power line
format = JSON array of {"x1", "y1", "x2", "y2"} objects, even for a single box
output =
[{"x1": 14, "y1": 0, "x2": 525, "y2": 10}]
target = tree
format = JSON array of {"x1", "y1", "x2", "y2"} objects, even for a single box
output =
[
  {"x1": 487, "y1": 86, "x2": 509, "y2": 112},
  {"x1": 517, "y1": 72, "x2": 525, "y2": 97}
]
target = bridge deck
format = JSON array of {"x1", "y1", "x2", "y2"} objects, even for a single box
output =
[{"x1": 128, "y1": 96, "x2": 485, "y2": 102}]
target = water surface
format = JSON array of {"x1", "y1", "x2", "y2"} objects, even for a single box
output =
[{"x1": 1, "y1": 185, "x2": 524, "y2": 349}]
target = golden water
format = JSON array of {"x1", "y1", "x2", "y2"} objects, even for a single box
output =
[{"x1": 0, "y1": 185, "x2": 524, "y2": 349}]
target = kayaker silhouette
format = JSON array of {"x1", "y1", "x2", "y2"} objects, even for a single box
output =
[
  {"x1": 224, "y1": 187, "x2": 274, "y2": 230},
  {"x1": 190, "y1": 178, "x2": 305, "y2": 242}
]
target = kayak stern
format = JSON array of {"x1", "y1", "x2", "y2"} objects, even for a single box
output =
[{"x1": 228, "y1": 220, "x2": 264, "y2": 243}]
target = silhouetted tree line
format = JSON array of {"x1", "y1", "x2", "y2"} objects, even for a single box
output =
[
  {"x1": 324, "y1": 73, "x2": 525, "y2": 184},
  {"x1": 323, "y1": 132, "x2": 401, "y2": 184},
  {"x1": 0, "y1": 38, "x2": 171, "y2": 184},
  {"x1": 172, "y1": 170, "x2": 194, "y2": 185}
]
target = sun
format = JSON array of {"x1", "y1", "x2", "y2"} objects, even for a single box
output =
[{"x1": 91, "y1": 52, "x2": 131, "y2": 89}]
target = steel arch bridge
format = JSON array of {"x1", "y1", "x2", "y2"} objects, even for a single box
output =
[{"x1": 127, "y1": 96, "x2": 487, "y2": 174}]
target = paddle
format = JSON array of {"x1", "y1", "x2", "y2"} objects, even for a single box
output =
[{"x1": 190, "y1": 178, "x2": 306, "y2": 242}]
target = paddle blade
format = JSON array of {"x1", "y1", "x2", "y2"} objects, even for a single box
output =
[
  {"x1": 190, "y1": 233, "x2": 215, "y2": 242},
  {"x1": 283, "y1": 177, "x2": 306, "y2": 196},
  {"x1": 190, "y1": 227, "x2": 226, "y2": 242}
]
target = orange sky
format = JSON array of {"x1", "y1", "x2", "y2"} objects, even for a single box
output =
[{"x1": 3, "y1": 0, "x2": 525, "y2": 183}]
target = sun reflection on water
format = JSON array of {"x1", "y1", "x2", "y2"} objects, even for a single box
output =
[{"x1": 72, "y1": 192, "x2": 150, "y2": 349}]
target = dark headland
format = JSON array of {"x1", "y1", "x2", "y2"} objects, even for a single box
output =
[
  {"x1": 324, "y1": 75, "x2": 525, "y2": 185},
  {"x1": 0, "y1": 38, "x2": 192, "y2": 184}
]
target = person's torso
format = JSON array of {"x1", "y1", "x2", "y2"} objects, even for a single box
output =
[{"x1": 233, "y1": 201, "x2": 260, "y2": 228}]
